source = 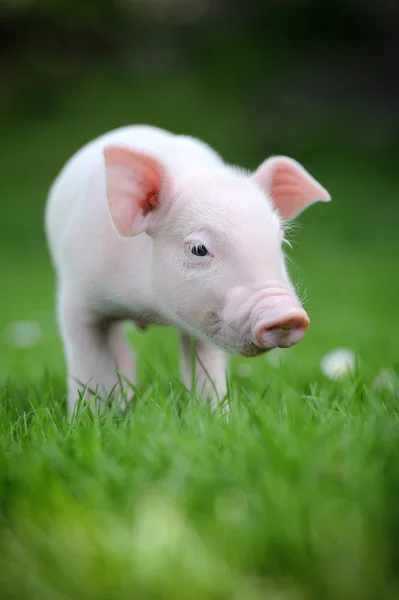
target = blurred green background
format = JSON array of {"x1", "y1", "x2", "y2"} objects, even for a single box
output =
[{"x1": 1, "y1": 0, "x2": 399, "y2": 383}]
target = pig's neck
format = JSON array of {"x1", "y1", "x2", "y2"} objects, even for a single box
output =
[{"x1": 93, "y1": 228, "x2": 184, "y2": 330}]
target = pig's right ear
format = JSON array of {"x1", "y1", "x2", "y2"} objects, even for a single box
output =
[
  {"x1": 252, "y1": 156, "x2": 331, "y2": 221},
  {"x1": 103, "y1": 145, "x2": 172, "y2": 237}
]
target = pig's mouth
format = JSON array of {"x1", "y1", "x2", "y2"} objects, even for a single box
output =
[
  {"x1": 205, "y1": 305, "x2": 309, "y2": 356},
  {"x1": 205, "y1": 313, "x2": 267, "y2": 357},
  {"x1": 210, "y1": 331, "x2": 268, "y2": 358},
  {"x1": 240, "y1": 344, "x2": 269, "y2": 358},
  {"x1": 222, "y1": 339, "x2": 269, "y2": 358}
]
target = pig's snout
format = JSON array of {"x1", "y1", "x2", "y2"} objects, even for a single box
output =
[
  {"x1": 251, "y1": 307, "x2": 309, "y2": 351},
  {"x1": 220, "y1": 287, "x2": 310, "y2": 355}
]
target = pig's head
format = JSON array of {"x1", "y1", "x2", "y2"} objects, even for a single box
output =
[{"x1": 103, "y1": 145, "x2": 330, "y2": 356}]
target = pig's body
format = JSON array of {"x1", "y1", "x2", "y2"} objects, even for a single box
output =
[{"x1": 46, "y1": 125, "x2": 330, "y2": 414}]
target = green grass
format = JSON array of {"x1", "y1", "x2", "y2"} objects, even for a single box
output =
[
  {"x1": 1, "y1": 375, "x2": 399, "y2": 599},
  {"x1": 1, "y1": 68, "x2": 399, "y2": 599}
]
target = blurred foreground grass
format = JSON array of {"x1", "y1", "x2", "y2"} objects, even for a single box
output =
[
  {"x1": 0, "y1": 70, "x2": 399, "y2": 598},
  {"x1": 1, "y1": 376, "x2": 399, "y2": 599}
]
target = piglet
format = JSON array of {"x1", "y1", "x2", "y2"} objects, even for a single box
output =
[{"x1": 45, "y1": 125, "x2": 330, "y2": 414}]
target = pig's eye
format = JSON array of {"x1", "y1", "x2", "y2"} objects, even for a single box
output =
[{"x1": 188, "y1": 243, "x2": 208, "y2": 257}]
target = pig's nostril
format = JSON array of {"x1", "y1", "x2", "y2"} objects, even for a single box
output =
[
  {"x1": 254, "y1": 313, "x2": 309, "y2": 349},
  {"x1": 278, "y1": 316, "x2": 309, "y2": 334}
]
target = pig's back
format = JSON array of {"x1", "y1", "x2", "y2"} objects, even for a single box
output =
[{"x1": 45, "y1": 125, "x2": 223, "y2": 265}]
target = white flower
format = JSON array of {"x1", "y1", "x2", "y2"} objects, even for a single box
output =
[
  {"x1": 236, "y1": 363, "x2": 252, "y2": 378},
  {"x1": 372, "y1": 369, "x2": 397, "y2": 392},
  {"x1": 3, "y1": 321, "x2": 42, "y2": 349},
  {"x1": 320, "y1": 348, "x2": 357, "y2": 379},
  {"x1": 266, "y1": 348, "x2": 285, "y2": 367}
]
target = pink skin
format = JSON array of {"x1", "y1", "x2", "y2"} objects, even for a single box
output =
[
  {"x1": 45, "y1": 125, "x2": 330, "y2": 414},
  {"x1": 220, "y1": 286, "x2": 310, "y2": 357}
]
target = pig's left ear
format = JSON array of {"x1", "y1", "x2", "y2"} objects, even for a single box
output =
[
  {"x1": 103, "y1": 145, "x2": 173, "y2": 237},
  {"x1": 252, "y1": 156, "x2": 331, "y2": 220}
]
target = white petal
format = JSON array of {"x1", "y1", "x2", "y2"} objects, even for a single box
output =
[
  {"x1": 3, "y1": 321, "x2": 42, "y2": 349},
  {"x1": 266, "y1": 348, "x2": 285, "y2": 367},
  {"x1": 236, "y1": 363, "x2": 252, "y2": 378},
  {"x1": 320, "y1": 348, "x2": 357, "y2": 380},
  {"x1": 372, "y1": 369, "x2": 397, "y2": 392}
]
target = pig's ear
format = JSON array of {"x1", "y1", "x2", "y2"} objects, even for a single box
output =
[
  {"x1": 252, "y1": 156, "x2": 331, "y2": 220},
  {"x1": 103, "y1": 145, "x2": 172, "y2": 237}
]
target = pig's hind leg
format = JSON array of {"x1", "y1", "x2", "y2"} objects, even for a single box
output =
[{"x1": 181, "y1": 334, "x2": 228, "y2": 411}]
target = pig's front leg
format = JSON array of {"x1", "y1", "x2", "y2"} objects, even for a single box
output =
[
  {"x1": 60, "y1": 302, "x2": 133, "y2": 415},
  {"x1": 181, "y1": 334, "x2": 228, "y2": 410},
  {"x1": 108, "y1": 321, "x2": 136, "y2": 408}
]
